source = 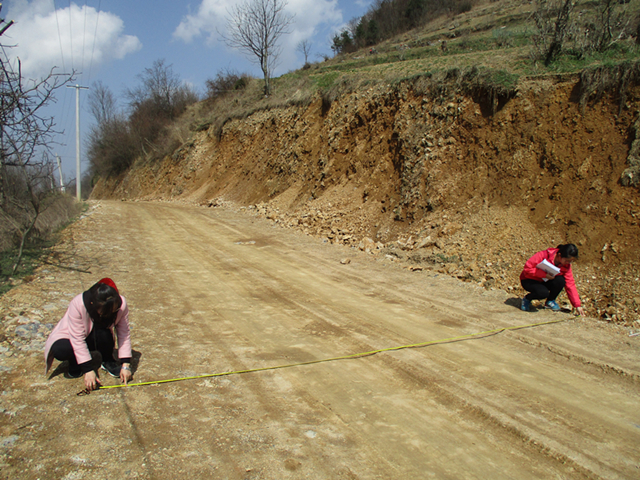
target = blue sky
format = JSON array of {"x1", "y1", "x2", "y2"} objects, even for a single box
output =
[{"x1": 2, "y1": 0, "x2": 372, "y2": 182}]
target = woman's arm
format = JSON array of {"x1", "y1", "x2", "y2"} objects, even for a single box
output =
[
  {"x1": 67, "y1": 299, "x2": 93, "y2": 371},
  {"x1": 563, "y1": 266, "x2": 582, "y2": 309},
  {"x1": 522, "y1": 250, "x2": 550, "y2": 280},
  {"x1": 114, "y1": 297, "x2": 132, "y2": 361}
]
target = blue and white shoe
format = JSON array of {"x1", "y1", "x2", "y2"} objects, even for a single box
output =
[
  {"x1": 545, "y1": 300, "x2": 561, "y2": 312},
  {"x1": 521, "y1": 298, "x2": 532, "y2": 312}
]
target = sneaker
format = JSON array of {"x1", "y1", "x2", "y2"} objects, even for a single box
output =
[
  {"x1": 101, "y1": 361, "x2": 121, "y2": 377},
  {"x1": 64, "y1": 367, "x2": 83, "y2": 379},
  {"x1": 521, "y1": 298, "x2": 532, "y2": 312},
  {"x1": 545, "y1": 300, "x2": 561, "y2": 312}
]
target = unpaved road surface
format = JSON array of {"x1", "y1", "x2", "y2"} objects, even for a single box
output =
[{"x1": 1, "y1": 201, "x2": 639, "y2": 479}]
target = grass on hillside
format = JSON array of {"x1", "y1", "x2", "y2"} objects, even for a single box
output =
[
  {"x1": 147, "y1": 0, "x2": 640, "y2": 167},
  {"x1": 220, "y1": 4, "x2": 632, "y2": 104}
]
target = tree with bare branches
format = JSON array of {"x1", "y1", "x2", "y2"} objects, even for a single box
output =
[
  {"x1": 532, "y1": 0, "x2": 632, "y2": 65},
  {"x1": 0, "y1": 6, "x2": 74, "y2": 275},
  {"x1": 296, "y1": 39, "x2": 312, "y2": 66},
  {"x1": 222, "y1": 0, "x2": 294, "y2": 96},
  {"x1": 544, "y1": 0, "x2": 575, "y2": 66}
]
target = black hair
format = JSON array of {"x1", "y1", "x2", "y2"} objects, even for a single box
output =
[
  {"x1": 556, "y1": 243, "x2": 579, "y2": 259},
  {"x1": 89, "y1": 281, "x2": 122, "y2": 315}
]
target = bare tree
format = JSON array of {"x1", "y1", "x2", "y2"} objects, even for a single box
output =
[
  {"x1": 87, "y1": 82, "x2": 136, "y2": 177},
  {"x1": 88, "y1": 80, "x2": 117, "y2": 126},
  {"x1": 589, "y1": 0, "x2": 630, "y2": 52},
  {"x1": 222, "y1": 0, "x2": 294, "y2": 96},
  {"x1": 347, "y1": 17, "x2": 360, "y2": 43},
  {"x1": 126, "y1": 59, "x2": 192, "y2": 119},
  {"x1": 0, "y1": 7, "x2": 73, "y2": 275},
  {"x1": 544, "y1": 0, "x2": 575, "y2": 66},
  {"x1": 296, "y1": 39, "x2": 312, "y2": 66},
  {"x1": 532, "y1": 0, "x2": 632, "y2": 65},
  {"x1": 121, "y1": 59, "x2": 198, "y2": 159}
]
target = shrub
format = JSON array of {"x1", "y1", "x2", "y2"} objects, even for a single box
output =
[{"x1": 205, "y1": 69, "x2": 252, "y2": 102}]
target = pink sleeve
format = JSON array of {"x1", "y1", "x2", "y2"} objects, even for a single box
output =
[
  {"x1": 114, "y1": 297, "x2": 132, "y2": 359},
  {"x1": 67, "y1": 299, "x2": 92, "y2": 365}
]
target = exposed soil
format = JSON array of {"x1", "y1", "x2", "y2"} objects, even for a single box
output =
[
  {"x1": 1, "y1": 201, "x2": 639, "y2": 479},
  {"x1": 92, "y1": 77, "x2": 640, "y2": 326}
]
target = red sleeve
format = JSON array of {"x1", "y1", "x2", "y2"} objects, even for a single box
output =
[
  {"x1": 521, "y1": 250, "x2": 550, "y2": 281},
  {"x1": 562, "y1": 265, "x2": 581, "y2": 308}
]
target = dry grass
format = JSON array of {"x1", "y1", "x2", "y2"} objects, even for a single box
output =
[
  {"x1": 0, "y1": 194, "x2": 82, "y2": 253},
  {"x1": 0, "y1": 193, "x2": 83, "y2": 290},
  {"x1": 146, "y1": 0, "x2": 640, "y2": 160}
]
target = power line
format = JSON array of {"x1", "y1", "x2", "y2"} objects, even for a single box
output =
[
  {"x1": 53, "y1": 0, "x2": 66, "y2": 73},
  {"x1": 87, "y1": 0, "x2": 101, "y2": 81},
  {"x1": 67, "y1": 0, "x2": 74, "y2": 73},
  {"x1": 81, "y1": 0, "x2": 87, "y2": 77}
]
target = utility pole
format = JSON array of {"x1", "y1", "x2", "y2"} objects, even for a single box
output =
[
  {"x1": 55, "y1": 154, "x2": 65, "y2": 193},
  {"x1": 66, "y1": 84, "x2": 88, "y2": 201}
]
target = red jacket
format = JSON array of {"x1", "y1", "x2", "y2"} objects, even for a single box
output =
[{"x1": 520, "y1": 247, "x2": 581, "y2": 307}]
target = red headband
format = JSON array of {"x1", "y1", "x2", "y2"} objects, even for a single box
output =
[{"x1": 98, "y1": 278, "x2": 118, "y2": 294}]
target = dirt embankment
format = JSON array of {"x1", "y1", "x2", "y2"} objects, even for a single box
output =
[{"x1": 92, "y1": 77, "x2": 640, "y2": 325}]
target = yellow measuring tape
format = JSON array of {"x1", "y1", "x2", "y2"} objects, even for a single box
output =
[{"x1": 92, "y1": 317, "x2": 567, "y2": 393}]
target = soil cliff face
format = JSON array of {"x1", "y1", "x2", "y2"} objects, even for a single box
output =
[{"x1": 92, "y1": 77, "x2": 640, "y2": 324}]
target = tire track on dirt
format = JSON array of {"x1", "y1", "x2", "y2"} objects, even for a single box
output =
[
  {"x1": 125, "y1": 203, "x2": 639, "y2": 479},
  {"x1": 113, "y1": 203, "x2": 574, "y2": 478},
  {"x1": 46, "y1": 201, "x2": 635, "y2": 479}
]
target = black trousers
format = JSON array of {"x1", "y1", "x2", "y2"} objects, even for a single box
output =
[
  {"x1": 521, "y1": 276, "x2": 566, "y2": 302},
  {"x1": 49, "y1": 328, "x2": 115, "y2": 373}
]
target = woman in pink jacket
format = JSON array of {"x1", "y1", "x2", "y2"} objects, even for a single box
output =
[
  {"x1": 520, "y1": 244, "x2": 586, "y2": 316},
  {"x1": 44, "y1": 278, "x2": 133, "y2": 391}
]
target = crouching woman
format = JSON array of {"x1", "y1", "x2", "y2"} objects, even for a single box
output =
[
  {"x1": 44, "y1": 278, "x2": 133, "y2": 390},
  {"x1": 520, "y1": 244, "x2": 586, "y2": 316}
]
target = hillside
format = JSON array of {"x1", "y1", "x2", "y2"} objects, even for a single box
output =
[{"x1": 91, "y1": 0, "x2": 640, "y2": 326}]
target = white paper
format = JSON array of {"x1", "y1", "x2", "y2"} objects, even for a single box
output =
[{"x1": 537, "y1": 259, "x2": 560, "y2": 281}]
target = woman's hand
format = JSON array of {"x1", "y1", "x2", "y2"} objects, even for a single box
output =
[
  {"x1": 84, "y1": 370, "x2": 101, "y2": 390},
  {"x1": 576, "y1": 306, "x2": 586, "y2": 316},
  {"x1": 120, "y1": 364, "x2": 132, "y2": 385},
  {"x1": 545, "y1": 272, "x2": 556, "y2": 280}
]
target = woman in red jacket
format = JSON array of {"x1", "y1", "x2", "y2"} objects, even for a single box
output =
[
  {"x1": 520, "y1": 244, "x2": 586, "y2": 316},
  {"x1": 44, "y1": 278, "x2": 133, "y2": 391}
]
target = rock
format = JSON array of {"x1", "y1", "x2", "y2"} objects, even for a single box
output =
[
  {"x1": 416, "y1": 236, "x2": 436, "y2": 249},
  {"x1": 15, "y1": 324, "x2": 40, "y2": 338},
  {"x1": 340, "y1": 258, "x2": 351, "y2": 265},
  {"x1": 441, "y1": 222, "x2": 462, "y2": 236},
  {"x1": 358, "y1": 237, "x2": 376, "y2": 252},
  {"x1": 0, "y1": 436, "x2": 18, "y2": 447}
]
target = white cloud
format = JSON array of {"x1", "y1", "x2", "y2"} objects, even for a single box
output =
[
  {"x1": 173, "y1": 0, "x2": 343, "y2": 73},
  {"x1": 4, "y1": 0, "x2": 141, "y2": 80},
  {"x1": 172, "y1": 0, "x2": 229, "y2": 45}
]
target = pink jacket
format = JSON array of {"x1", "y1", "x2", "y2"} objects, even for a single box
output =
[
  {"x1": 44, "y1": 293, "x2": 132, "y2": 374},
  {"x1": 520, "y1": 247, "x2": 581, "y2": 307}
]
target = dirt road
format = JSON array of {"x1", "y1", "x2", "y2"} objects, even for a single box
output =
[{"x1": 1, "y1": 201, "x2": 639, "y2": 479}]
